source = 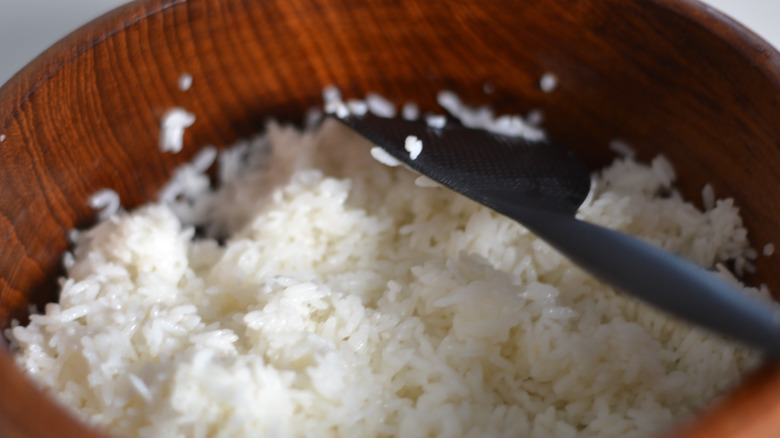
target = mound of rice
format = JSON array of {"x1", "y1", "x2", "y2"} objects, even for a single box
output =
[{"x1": 7, "y1": 118, "x2": 769, "y2": 438}]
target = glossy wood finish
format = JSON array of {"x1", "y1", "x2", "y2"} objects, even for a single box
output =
[{"x1": 1, "y1": 0, "x2": 780, "y2": 436}]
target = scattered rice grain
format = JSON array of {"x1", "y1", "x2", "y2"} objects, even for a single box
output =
[
  {"x1": 178, "y1": 73, "x2": 193, "y2": 91},
  {"x1": 540, "y1": 72, "x2": 558, "y2": 92},
  {"x1": 159, "y1": 107, "x2": 196, "y2": 153},
  {"x1": 370, "y1": 146, "x2": 401, "y2": 167},
  {"x1": 404, "y1": 135, "x2": 423, "y2": 160},
  {"x1": 402, "y1": 102, "x2": 420, "y2": 121}
]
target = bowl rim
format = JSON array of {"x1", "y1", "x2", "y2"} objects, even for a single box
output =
[
  {"x1": 0, "y1": 0, "x2": 185, "y2": 134},
  {"x1": 2, "y1": 0, "x2": 780, "y2": 130},
  {"x1": 661, "y1": 0, "x2": 780, "y2": 86}
]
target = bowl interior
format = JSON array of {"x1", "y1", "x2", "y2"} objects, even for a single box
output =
[{"x1": 2, "y1": 0, "x2": 780, "y2": 436}]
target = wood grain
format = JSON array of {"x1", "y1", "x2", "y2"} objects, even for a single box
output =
[{"x1": 1, "y1": 0, "x2": 780, "y2": 436}]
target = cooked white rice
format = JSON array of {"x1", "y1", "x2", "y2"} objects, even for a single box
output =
[
  {"x1": 404, "y1": 136, "x2": 423, "y2": 160},
  {"x1": 347, "y1": 100, "x2": 369, "y2": 116},
  {"x1": 608, "y1": 139, "x2": 636, "y2": 159},
  {"x1": 159, "y1": 107, "x2": 196, "y2": 153},
  {"x1": 402, "y1": 102, "x2": 420, "y2": 121},
  {"x1": 365, "y1": 92, "x2": 397, "y2": 118},
  {"x1": 540, "y1": 73, "x2": 558, "y2": 93},
  {"x1": 88, "y1": 188, "x2": 122, "y2": 221},
  {"x1": 178, "y1": 73, "x2": 193, "y2": 92},
  {"x1": 7, "y1": 118, "x2": 769, "y2": 438},
  {"x1": 436, "y1": 90, "x2": 546, "y2": 141},
  {"x1": 425, "y1": 114, "x2": 447, "y2": 129},
  {"x1": 370, "y1": 147, "x2": 402, "y2": 167},
  {"x1": 525, "y1": 109, "x2": 544, "y2": 126},
  {"x1": 701, "y1": 184, "x2": 716, "y2": 211}
]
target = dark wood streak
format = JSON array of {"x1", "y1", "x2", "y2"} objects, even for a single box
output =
[{"x1": 1, "y1": 0, "x2": 780, "y2": 436}]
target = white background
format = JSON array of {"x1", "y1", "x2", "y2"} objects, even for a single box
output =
[{"x1": 0, "y1": 0, "x2": 778, "y2": 86}]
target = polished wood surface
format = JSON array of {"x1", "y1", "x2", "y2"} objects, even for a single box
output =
[{"x1": 1, "y1": 0, "x2": 780, "y2": 436}]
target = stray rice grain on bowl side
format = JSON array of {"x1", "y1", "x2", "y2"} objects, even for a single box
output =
[{"x1": 5, "y1": 87, "x2": 774, "y2": 438}]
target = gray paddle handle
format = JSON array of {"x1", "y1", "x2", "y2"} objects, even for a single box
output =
[{"x1": 512, "y1": 207, "x2": 780, "y2": 357}]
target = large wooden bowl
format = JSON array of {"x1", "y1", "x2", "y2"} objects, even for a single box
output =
[{"x1": 2, "y1": 0, "x2": 780, "y2": 436}]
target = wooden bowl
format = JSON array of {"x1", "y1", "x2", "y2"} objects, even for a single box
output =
[{"x1": 2, "y1": 0, "x2": 780, "y2": 436}]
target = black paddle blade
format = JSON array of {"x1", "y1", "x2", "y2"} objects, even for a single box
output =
[{"x1": 337, "y1": 113, "x2": 592, "y2": 216}]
